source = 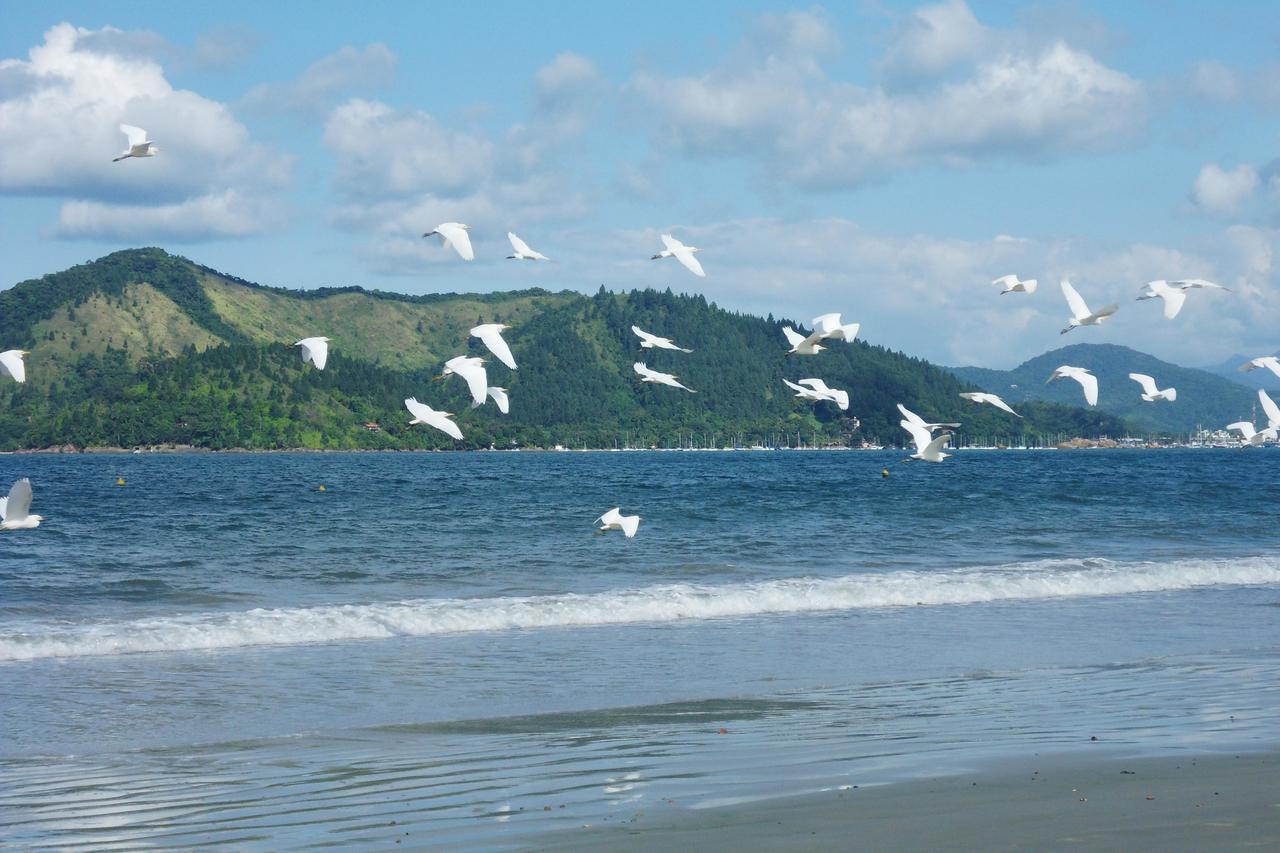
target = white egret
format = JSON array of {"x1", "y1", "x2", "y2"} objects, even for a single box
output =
[
  {"x1": 632, "y1": 325, "x2": 692, "y2": 353},
  {"x1": 294, "y1": 337, "x2": 329, "y2": 370},
  {"x1": 795, "y1": 378, "x2": 849, "y2": 410},
  {"x1": 1225, "y1": 420, "x2": 1276, "y2": 447},
  {"x1": 436, "y1": 355, "x2": 489, "y2": 406},
  {"x1": 1128, "y1": 373, "x2": 1176, "y2": 402},
  {"x1": 901, "y1": 421, "x2": 953, "y2": 463},
  {"x1": 0, "y1": 349, "x2": 28, "y2": 383},
  {"x1": 404, "y1": 397, "x2": 463, "y2": 440},
  {"x1": 506, "y1": 232, "x2": 550, "y2": 261},
  {"x1": 487, "y1": 386, "x2": 510, "y2": 414},
  {"x1": 1060, "y1": 280, "x2": 1118, "y2": 334},
  {"x1": 783, "y1": 379, "x2": 826, "y2": 403},
  {"x1": 113, "y1": 124, "x2": 159, "y2": 161},
  {"x1": 651, "y1": 234, "x2": 705, "y2": 277},
  {"x1": 595, "y1": 507, "x2": 640, "y2": 538},
  {"x1": 423, "y1": 223, "x2": 474, "y2": 261},
  {"x1": 896, "y1": 403, "x2": 960, "y2": 432},
  {"x1": 633, "y1": 362, "x2": 695, "y2": 392},
  {"x1": 782, "y1": 326, "x2": 825, "y2": 356},
  {"x1": 811, "y1": 313, "x2": 860, "y2": 343},
  {"x1": 471, "y1": 324, "x2": 517, "y2": 370},
  {"x1": 959, "y1": 392, "x2": 1022, "y2": 417},
  {"x1": 1257, "y1": 389, "x2": 1280, "y2": 430},
  {"x1": 1139, "y1": 279, "x2": 1229, "y2": 319},
  {"x1": 993, "y1": 275, "x2": 1036, "y2": 294},
  {"x1": 0, "y1": 478, "x2": 42, "y2": 531},
  {"x1": 1239, "y1": 356, "x2": 1280, "y2": 380},
  {"x1": 1047, "y1": 365, "x2": 1098, "y2": 406}
]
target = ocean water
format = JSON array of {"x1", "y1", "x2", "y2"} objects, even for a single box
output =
[{"x1": 1, "y1": 449, "x2": 1278, "y2": 848}]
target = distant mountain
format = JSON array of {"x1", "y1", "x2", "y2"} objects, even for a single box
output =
[
  {"x1": 1200, "y1": 355, "x2": 1280, "y2": 393},
  {"x1": 0, "y1": 249, "x2": 1129, "y2": 450},
  {"x1": 946, "y1": 343, "x2": 1259, "y2": 433}
]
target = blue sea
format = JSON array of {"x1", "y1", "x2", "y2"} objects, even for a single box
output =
[{"x1": 2, "y1": 449, "x2": 1278, "y2": 848}]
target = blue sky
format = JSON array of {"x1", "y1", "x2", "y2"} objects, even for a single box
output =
[{"x1": 1, "y1": 1, "x2": 1277, "y2": 367}]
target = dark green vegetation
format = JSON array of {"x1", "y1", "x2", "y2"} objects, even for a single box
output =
[
  {"x1": 946, "y1": 343, "x2": 1258, "y2": 434},
  {"x1": 0, "y1": 249, "x2": 1129, "y2": 450}
]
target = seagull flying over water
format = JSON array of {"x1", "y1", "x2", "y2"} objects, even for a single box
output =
[
  {"x1": 1047, "y1": 365, "x2": 1098, "y2": 406},
  {"x1": 633, "y1": 362, "x2": 695, "y2": 392},
  {"x1": 632, "y1": 325, "x2": 692, "y2": 353},
  {"x1": 897, "y1": 403, "x2": 960, "y2": 432},
  {"x1": 1226, "y1": 420, "x2": 1276, "y2": 447},
  {"x1": 993, "y1": 275, "x2": 1037, "y2": 294},
  {"x1": 595, "y1": 507, "x2": 640, "y2": 538},
  {"x1": 436, "y1": 355, "x2": 489, "y2": 407},
  {"x1": 0, "y1": 478, "x2": 42, "y2": 531},
  {"x1": 423, "y1": 223, "x2": 474, "y2": 261},
  {"x1": 1239, "y1": 356, "x2": 1280, "y2": 380},
  {"x1": 1060, "y1": 280, "x2": 1118, "y2": 334},
  {"x1": 959, "y1": 392, "x2": 1022, "y2": 417},
  {"x1": 506, "y1": 232, "x2": 550, "y2": 261},
  {"x1": 0, "y1": 349, "x2": 28, "y2": 383},
  {"x1": 1137, "y1": 279, "x2": 1229, "y2": 320},
  {"x1": 901, "y1": 421, "x2": 953, "y2": 463},
  {"x1": 1128, "y1": 373, "x2": 1176, "y2": 402},
  {"x1": 471, "y1": 324, "x2": 517, "y2": 370},
  {"x1": 295, "y1": 337, "x2": 329, "y2": 370},
  {"x1": 404, "y1": 397, "x2": 463, "y2": 440},
  {"x1": 113, "y1": 124, "x2": 159, "y2": 161},
  {"x1": 1257, "y1": 389, "x2": 1280, "y2": 430},
  {"x1": 783, "y1": 378, "x2": 849, "y2": 410},
  {"x1": 651, "y1": 234, "x2": 705, "y2": 277}
]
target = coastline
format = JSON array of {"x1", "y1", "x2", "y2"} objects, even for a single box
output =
[{"x1": 539, "y1": 749, "x2": 1280, "y2": 852}]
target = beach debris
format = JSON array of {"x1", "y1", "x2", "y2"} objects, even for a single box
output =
[
  {"x1": 1146, "y1": 795, "x2": 1156, "y2": 800},
  {"x1": 1090, "y1": 735, "x2": 1099, "y2": 741},
  {"x1": 318, "y1": 485, "x2": 326, "y2": 491},
  {"x1": 116, "y1": 477, "x2": 125, "y2": 486},
  {"x1": 718, "y1": 728, "x2": 729, "y2": 735}
]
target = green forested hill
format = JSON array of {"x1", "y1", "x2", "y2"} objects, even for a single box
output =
[
  {"x1": 946, "y1": 343, "x2": 1258, "y2": 433},
  {"x1": 0, "y1": 249, "x2": 1129, "y2": 450}
]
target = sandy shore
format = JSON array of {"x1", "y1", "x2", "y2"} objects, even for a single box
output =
[{"x1": 538, "y1": 750, "x2": 1280, "y2": 851}]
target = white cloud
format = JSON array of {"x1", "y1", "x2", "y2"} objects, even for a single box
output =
[
  {"x1": 1192, "y1": 163, "x2": 1259, "y2": 214},
  {"x1": 630, "y1": 4, "x2": 1142, "y2": 190},
  {"x1": 55, "y1": 190, "x2": 282, "y2": 241},
  {"x1": 242, "y1": 44, "x2": 397, "y2": 117},
  {"x1": 0, "y1": 23, "x2": 288, "y2": 240}
]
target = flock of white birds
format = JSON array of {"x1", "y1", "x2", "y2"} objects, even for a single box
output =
[{"x1": 0, "y1": 124, "x2": 1277, "y2": 535}]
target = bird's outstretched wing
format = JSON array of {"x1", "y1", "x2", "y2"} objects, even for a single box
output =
[
  {"x1": 597, "y1": 507, "x2": 623, "y2": 526},
  {"x1": 437, "y1": 224, "x2": 474, "y2": 260},
  {"x1": 673, "y1": 248, "x2": 705, "y2": 277},
  {"x1": 487, "y1": 386, "x2": 510, "y2": 414},
  {"x1": 1159, "y1": 289, "x2": 1186, "y2": 319},
  {"x1": 120, "y1": 124, "x2": 148, "y2": 146},
  {"x1": 1061, "y1": 280, "x2": 1090, "y2": 320},
  {"x1": 1075, "y1": 372, "x2": 1099, "y2": 406},
  {"x1": 1128, "y1": 373, "x2": 1158, "y2": 396},
  {"x1": 902, "y1": 421, "x2": 932, "y2": 455},
  {"x1": 925, "y1": 432, "x2": 952, "y2": 457},
  {"x1": 619, "y1": 515, "x2": 640, "y2": 538},
  {"x1": 0, "y1": 350, "x2": 26, "y2": 383},
  {"x1": 1092, "y1": 303, "x2": 1119, "y2": 321},
  {"x1": 472, "y1": 325, "x2": 516, "y2": 370},
  {"x1": 1173, "y1": 279, "x2": 1227, "y2": 291},
  {"x1": 5, "y1": 478, "x2": 32, "y2": 521},
  {"x1": 507, "y1": 232, "x2": 532, "y2": 256},
  {"x1": 1258, "y1": 390, "x2": 1280, "y2": 427},
  {"x1": 451, "y1": 359, "x2": 488, "y2": 406},
  {"x1": 987, "y1": 394, "x2": 1021, "y2": 417},
  {"x1": 296, "y1": 338, "x2": 328, "y2": 370}
]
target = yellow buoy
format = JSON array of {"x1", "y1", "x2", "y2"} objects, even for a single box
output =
[
  {"x1": 116, "y1": 477, "x2": 126, "y2": 486},
  {"x1": 881, "y1": 468, "x2": 890, "y2": 478},
  {"x1": 318, "y1": 485, "x2": 326, "y2": 492}
]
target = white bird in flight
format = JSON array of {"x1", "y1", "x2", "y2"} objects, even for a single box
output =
[
  {"x1": 651, "y1": 234, "x2": 705, "y2": 277},
  {"x1": 782, "y1": 326, "x2": 825, "y2": 356},
  {"x1": 1128, "y1": 373, "x2": 1176, "y2": 402},
  {"x1": 959, "y1": 392, "x2": 1022, "y2": 417},
  {"x1": 901, "y1": 421, "x2": 953, "y2": 463},
  {"x1": 0, "y1": 478, "x2": 42, "y2": 531},
  {"x1": 633, "y1": 362, "x2": 695, "y2": 392},
  {"x1": 471, "y1": 324, "x2": 517, "y2": 370},
  {"x1": 506, "y1": 232, "x2": 550, "y2": 261},
  {"x1": 993, "y1": 275, "x2": 1037, "y2": 294},
  {"x1": 423, "y1": 223, "x2": 474, "y2": 261},
  {"x1": 810, "y1": 313, "x2": 860, "y2": 343},
  {"x1": 0, "y1": 349, "x2": 28, "y2": 383},
  {"x1": 1060, "y1": 280, "x2": 1118, "y2": 334},
  {"x1": 1225, "y1": 420, "x2": 1276, "y2": 447},
  {"x1": 437, "y1": 355, "x2": 489, "y2": 407},
  {"x1": 897, "y1": 403, "x2": 960, "y2": 432},
  {"x1": 595, "y1": 507, "x2": 641, "y2": 538},
  {"x1": 404, "y1": 397, "x2": 463, "y2": 440},
  {"x1": 1239, "y1": 356, "x2": 1280, "y2": 380},
  {"x1": 1257, "y1": 389, "x2": 1280, "y2": 430},
  {"x1": 295, "y1": 337, "x2": 329, "y2": 370},
  {"x1": 783, "y1": 378, "x2": 849, "y2": 410},
  {"x1": 1136, "y1": 279, "x2": 1228, "y2": 320},
  {"x1": 632, "y1": 325, "x2": 692, "y2": 353},
  {"x1": 486, "y1": 386, "x2": 510, "y2": 414},
  {"x1": 113, "y1": 124, "x2": 159, "y2": 161},
  {"x1": 1047, "y1": 365, "x2": 1098, "y2": 406}
]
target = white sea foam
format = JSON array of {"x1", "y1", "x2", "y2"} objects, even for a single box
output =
[{"x1": 2, "y1": 556, "x2": 1277, "y2": 661}]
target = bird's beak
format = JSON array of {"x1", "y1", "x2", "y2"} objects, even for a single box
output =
[{"x1": 432, "y1": 374, "x2": 445, "y2": 381}]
